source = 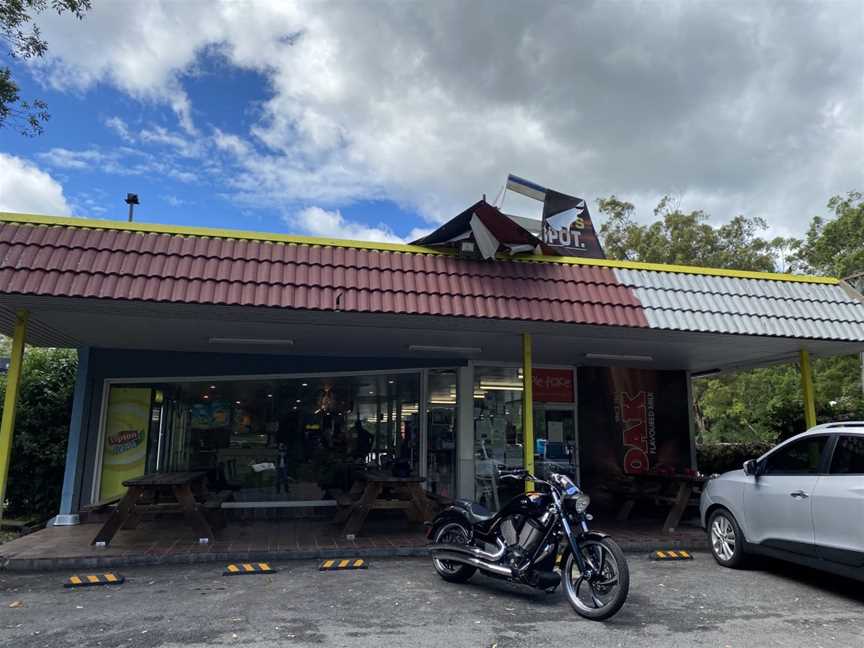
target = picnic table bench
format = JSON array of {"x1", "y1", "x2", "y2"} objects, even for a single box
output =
[
  {"x1": 611, "y1": 473, "x2": 706, "y2": 534},
  {"x1": 91, "y1": 471, "x2": 227, "y2": 546},
  {"x1": 332, "y1": 470, "x2": 433, "y2": 538}
]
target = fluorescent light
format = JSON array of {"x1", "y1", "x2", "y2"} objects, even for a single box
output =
[
  {"x1": 408, "y1": 345, "x2": 482, "y2": 354},
  {"x1": 209, "y1": 337, "x2": 294, "y2": 346},
  {"x1": 479, "y1": 382, "x2": 524, "y2": 392},
  {"x1": 429, "y1": 398, "x2": 457, "y2": 405},
  {"x1": 585, "y1": 353, "x2": 653, "y2": 362}
]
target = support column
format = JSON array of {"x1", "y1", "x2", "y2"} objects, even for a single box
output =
[
  {"x1": 0, "y1": 310, "x2": 28, "y2": 521},
  {"x1": 799, "y1": 349, "x2": 817, "y2": 430},
  {"x1": 522, "y1": 333, "x2": 534, "y2": 492},
  {"x1": 456, "y1": 366, "x2": 475, "y2": 499},
  {"x1": 56, "y1": 347, "x2": 91, "y2": 525}
]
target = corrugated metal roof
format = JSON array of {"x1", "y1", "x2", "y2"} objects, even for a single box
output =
[
  {"x1": 615, "y1": 269, "x2": 864, "y2": 341},
  {"x1": 0, "y1": 222, "x2": 649, "y2": 329}
]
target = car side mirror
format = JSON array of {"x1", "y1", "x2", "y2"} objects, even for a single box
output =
[{"x1": 743, "y1": 459, "x2": 759, "y2": 477}]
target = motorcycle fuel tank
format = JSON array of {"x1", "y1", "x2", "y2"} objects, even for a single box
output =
[{"x1": 498, "y1": 491, "x2": 554, "y2": 518}]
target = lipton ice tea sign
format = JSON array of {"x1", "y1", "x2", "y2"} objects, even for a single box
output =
[
  {"x1": 620, "y1": 390, "x2": 657, "y2": 474},
  {"x1": 99, "y1": 387, "x2": 152, "y2": 502}
]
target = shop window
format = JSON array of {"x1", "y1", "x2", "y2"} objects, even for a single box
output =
[
  {"x1": 97, "y1": 373, "x2": 421, "y2": 505},
  {"x1": 474, "y1": 366, "x2": 524, "y2": 510},
  {"x1": 427, "y1": 369, "x2": 457, "y2": 500}
]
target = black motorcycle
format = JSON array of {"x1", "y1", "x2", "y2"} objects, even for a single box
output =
[{"x1": 428, "y1": 469, "x2": 629, "y2": 620}]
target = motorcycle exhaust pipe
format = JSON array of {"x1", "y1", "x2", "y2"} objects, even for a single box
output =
[
  {"x1": 433, "y1": 551, "x2": 514, "y2": 578},
  {"x1": 429, "y1": 539, "x2": 506, "y2": 562}
]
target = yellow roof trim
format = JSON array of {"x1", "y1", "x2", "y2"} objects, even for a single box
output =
[
  {"x1": 515, "y1": 253, "x2": 839, "y2": 285},
  {"x1": 0, "y1": 211, "x2": 838, "y2": 285},
  {"x1": 0, "y1": 211, "x2": 443, "y2": 256}
]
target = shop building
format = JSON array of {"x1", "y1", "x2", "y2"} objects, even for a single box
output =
[{"x1": 0, "y1": 210, "x2": 862, "y2": 533}]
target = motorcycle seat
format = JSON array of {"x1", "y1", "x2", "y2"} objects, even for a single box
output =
[{"x1": 454, "y1": 499, "x2": 494, "y2": 524}]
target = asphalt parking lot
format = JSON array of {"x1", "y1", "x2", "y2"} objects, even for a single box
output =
[{"x1": 1, "y1": 553, "x2": 862, "y2": 648}]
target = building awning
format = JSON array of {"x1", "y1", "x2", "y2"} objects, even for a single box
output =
[{"x1": 0, "y1": 212, "x2": 862, "y2": 372}]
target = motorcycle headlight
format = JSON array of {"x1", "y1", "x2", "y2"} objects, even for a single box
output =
[{"x1": 570, "y1": 493, "x2": 590, "y2": 514}]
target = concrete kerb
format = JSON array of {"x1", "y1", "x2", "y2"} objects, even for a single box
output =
[{"x1": 0, "y1": 537, "x2": 708, "y2": 573}]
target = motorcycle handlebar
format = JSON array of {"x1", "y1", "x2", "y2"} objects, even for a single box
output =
[{"x1": 499, "y1": 469, "x2": 542, "y2": 484}]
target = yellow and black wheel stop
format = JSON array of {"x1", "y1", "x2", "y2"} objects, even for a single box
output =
[
  {"x1": 319, "y1": 558, "x2": 367, "y2": 571},
  {"x1": 64, "y1": 573, "x2": 125, "y2": 587},
  {"x1": 223, "y1": 562, "x2": 277, "y2": 576},
  {"x1": 651, "y1": 550, "x2": 694, "y2": 561}
]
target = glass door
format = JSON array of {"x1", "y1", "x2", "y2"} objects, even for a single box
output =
[{"x1": 533, "y1": 405, "x2": 579, "y2": 485}]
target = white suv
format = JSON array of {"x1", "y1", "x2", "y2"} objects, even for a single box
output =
[{"x1": 700, "y1": 422, "x2": 864, "y2": 581}]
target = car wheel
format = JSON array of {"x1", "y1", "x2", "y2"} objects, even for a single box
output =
[{"x1": 708, "y1": 509, "x2": 746, "y2": 568}]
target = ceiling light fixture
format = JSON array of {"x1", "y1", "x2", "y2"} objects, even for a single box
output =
[
  {"x1": 585, "y1": 353, "x2": 654, "y2": 362},
  {"x1": 408, "y1": 344, "x2": 482, "y2": 354},
  {"x1": 479, "y1": 383, "x2": 524, "y2": 392},
  {"x1": 208, "y1": 337, "x2": 294, "y2": 346}
]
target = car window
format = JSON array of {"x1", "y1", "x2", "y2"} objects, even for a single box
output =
[
  {"x1": 763, "y1": 436, "x2": 828, "y2": 475},
  {"x1": 829, "y1": 435, "x2": 864, "y2": 475}
]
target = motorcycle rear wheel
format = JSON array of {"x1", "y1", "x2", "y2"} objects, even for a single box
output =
[
  {"x1": 432, "y1": 521, "x2": 477, "y2": 583},
  {"x1": 562, "y1": 537, "x2": 629, "y2": 621}
]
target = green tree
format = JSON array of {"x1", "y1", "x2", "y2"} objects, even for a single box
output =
[
  {"x1": 797, "y1": 191, "x2": 864, "y2": 279},
  {"x1": 1, "y1": 0, "x2": 91, "y2": 136},
  {"x1": 597, "y1": 194, "x2": 780, "y2": 272},
  {"x1": 0, "y1": 346, "x2": 76, "y2": 519}
]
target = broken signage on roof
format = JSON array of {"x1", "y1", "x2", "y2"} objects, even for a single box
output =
[{"x1": 506, "y1": 174, "x2": 606, "y2": 259}]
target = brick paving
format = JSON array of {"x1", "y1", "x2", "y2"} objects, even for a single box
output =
[{"x1": 0, "y1": 513, "x2": 707, "y2": 572}]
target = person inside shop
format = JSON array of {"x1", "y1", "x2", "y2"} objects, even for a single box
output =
[
  {"x1": 275, "y1": 442, "x2": 291, "y2": 494},
  {"x1": 353, "y1": 417, "x2": 374, "y2": 461}
]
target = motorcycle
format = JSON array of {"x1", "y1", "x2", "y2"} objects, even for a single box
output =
[{"x1": 427, "y1": 469, "x2": 629, "y2": 620}]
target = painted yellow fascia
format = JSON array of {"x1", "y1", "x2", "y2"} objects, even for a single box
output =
[{"x1": 0, "y1": 211, "x2": 839, "y2": 285}]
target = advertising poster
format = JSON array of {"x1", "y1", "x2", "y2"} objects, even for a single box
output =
[
  {"x1": 99, "y1": 387, "x2": 152, "y2": 502},
  {"x1": 577, "y1": 367, "x2": 690, "y2": 491}
]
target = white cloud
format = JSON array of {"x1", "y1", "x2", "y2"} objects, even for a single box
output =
[
  {"x1": 27, "y1": 1, "x2": 864, "y2": 235},
  {"x1": 104, "y1": 116, "x2": 134, "y2": 143},
  {"x1": 39, "y1": 146, "x2": 200, "y2": 184},
  {"x1": 287, "y1": 206, "x2": 404, "y2": 243},
  {"x1": 0, "y1": 154, "x2": 71, "y2": 215}
]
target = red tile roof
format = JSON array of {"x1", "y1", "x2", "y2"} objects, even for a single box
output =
[{"x1": 0, "y1": 221, "x2": 650, "y2": 329}]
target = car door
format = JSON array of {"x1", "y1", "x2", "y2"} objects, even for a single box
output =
[
  {"x1": 743, "y1": 434, "x2": 830, "y2": 555},
  {"x1": 812, "y1": 434, "x2": 864, "y2": 567}
]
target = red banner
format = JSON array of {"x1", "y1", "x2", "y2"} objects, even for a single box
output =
[{"x1": 533, "y1": 369, "x2": 574, "y2": 402}]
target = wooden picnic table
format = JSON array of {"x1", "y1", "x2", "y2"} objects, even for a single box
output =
[
  {"x1": 332, "y1": 470, "x2": 433, "y2": 538},
  {"x1": 91, "y1": 471, "x2": 219, "y2": 546},
  {"x1": 613, "y1": 473, "x2": 707, "y2": 534}
]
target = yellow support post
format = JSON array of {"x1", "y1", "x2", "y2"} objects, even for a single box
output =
[
  {"x1": 799, "y1": 349, "x2": 817, "y2": 430},
  {"x1": 0, "y1": 310, "x2": 27, "y2": 521},
  {"x1": 522, "y1": 333, "x2": 534, "y2": 492}
]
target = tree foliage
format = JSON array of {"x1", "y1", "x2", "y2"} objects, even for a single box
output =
[
  {"x1": 0, "y1": 0, "x2": 91, "y2": 136},
  {"x1": 597, "y1": 193, "x2": 864, "y2": 445},
  {"x1": 0, "y1": 346, "x2": 76, "y2": 519},
  {"x1": 797, "y1": 191, "x2": 864, "y2": 279},
  {"x1": 598, "y1": 194, "x2": 789, "y2": 272}
]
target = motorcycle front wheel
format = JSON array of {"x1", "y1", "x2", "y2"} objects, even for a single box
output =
[{"x1": 562, "y1": 537, "x2": 629, "y2": 620}]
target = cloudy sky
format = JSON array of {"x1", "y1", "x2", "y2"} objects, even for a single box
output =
[{"x1": 0, "y1": 1, "x2": 861, "y2": 242}]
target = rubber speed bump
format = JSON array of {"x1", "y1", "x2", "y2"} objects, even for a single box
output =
[
  {"x1": 651, "y1": 550, "x2": 694, "y2": 561},
  {"x1": 319, "y1": 558, "x2": 367, "y2": 571},
  {"x1": 64, "y1": 573, "x2": 125, "y2": 588},
  {"x1": 223, "y1": 562, "x2": 277, "y2": 576}
]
